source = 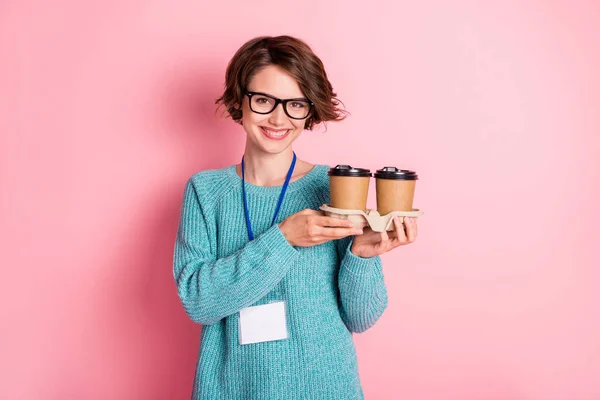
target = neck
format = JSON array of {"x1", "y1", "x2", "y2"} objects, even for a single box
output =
[{"x1": 242, "y1": 145, "x2": 295, "y2": 186}]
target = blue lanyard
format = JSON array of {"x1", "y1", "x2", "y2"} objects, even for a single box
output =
[{"x1": 241, "y1": 152, "x2": 297, "y2": 241}]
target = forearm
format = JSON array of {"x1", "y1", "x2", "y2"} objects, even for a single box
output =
[
  {"x1": 174, "y1": 224, "x2": 299, "y2": 325},
  {"x1": 337, "y1": 240, "x2": 388, "y2": 333}
]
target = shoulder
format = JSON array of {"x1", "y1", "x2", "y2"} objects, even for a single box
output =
[
  {"x1": 305, "y1": 163, "x2": 331, "y2": 183},
  {"x1": 296, "y1": 164, "x2": 331, "y2": 206},
  {"x1": 184, "y1": 165, "x2": 236, "y2": 208},
  {"x1": 311, "y1": 164, "x2": 332, "y2": 186},
  {"x1": 189, "y1": 165, "x2": 231, "y2": 184}
]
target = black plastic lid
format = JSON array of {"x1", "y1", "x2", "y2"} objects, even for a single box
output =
[
  {"x1": 327, "y1": 165, "x2": 371, "y2": 177},
  {"x1": 374, "y1": 166, "x2": 418, "y2": 180}
]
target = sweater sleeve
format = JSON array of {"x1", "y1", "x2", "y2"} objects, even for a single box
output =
[
  {"x1": 336, "y1": 236, "x2": 388, "y2": 333},
  {"x1": 173, "y1": 178, "x2": 300, "y2": 326}
]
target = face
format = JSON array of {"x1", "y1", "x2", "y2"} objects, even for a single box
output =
[{"x1": 241, "y1": 65, "x2": 308, "y2": 155}]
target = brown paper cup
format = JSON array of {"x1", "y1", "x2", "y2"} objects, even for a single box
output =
[
  {"x1": 328, "y1": 165, "x2": 372, "y2": 212},
  {"x1": 330, "y1": 176, "x2": 370, "y2": 211},
  {"x1": 374, "y1": 167, "x2": 418, "y2": 215},
  {"x1": 376, "y1": 179, "x2": 416, "y2": 214}
]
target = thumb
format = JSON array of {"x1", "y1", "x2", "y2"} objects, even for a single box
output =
[{"x1": 302, "y1": 209, "x2": 323, "y2": 215}]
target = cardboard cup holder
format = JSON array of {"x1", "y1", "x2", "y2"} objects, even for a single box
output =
[{"x1": 319, "y1": 204, "x2": 424, "y2": 232}]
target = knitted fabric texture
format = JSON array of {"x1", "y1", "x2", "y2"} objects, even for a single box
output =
[{"x1": 173, "y1": 164, "x2": 388, "y2": 399}]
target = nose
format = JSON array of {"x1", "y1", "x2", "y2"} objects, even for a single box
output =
[{"x1": 267, "y1": 103, "x2": 287, "y2": 126}]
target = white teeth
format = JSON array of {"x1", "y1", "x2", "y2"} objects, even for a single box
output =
[{"x1": 263, "y1": 128, "x2": 289, "y2": 137}]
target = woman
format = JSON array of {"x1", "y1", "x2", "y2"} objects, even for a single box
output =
[{"x1": 173, "y1": 35, "x2": 418, "y2": 400}]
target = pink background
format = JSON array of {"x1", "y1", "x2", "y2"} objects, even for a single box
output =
[{"x1": 1, "y1": 1, "x2": 599, "y2": 399}]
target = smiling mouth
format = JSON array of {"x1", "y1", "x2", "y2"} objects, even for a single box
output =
[{"x1": 261, "y1": 127, "x2": 291, "y2": 140}]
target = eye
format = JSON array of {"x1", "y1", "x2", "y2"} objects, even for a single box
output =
[
  {"x1": 254, "y1": 96, "x2": 272, "y2": 105},
  {"x1": 290, "y1": 101, "x2": 307, "y2": 109}
]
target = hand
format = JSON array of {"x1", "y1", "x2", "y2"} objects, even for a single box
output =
[
  {"x1": 350, "y1": 217, "x2": 418, "y2": 258},
  {"x1": 278, "y1": 209, "x2": 364, "y2": 247}
]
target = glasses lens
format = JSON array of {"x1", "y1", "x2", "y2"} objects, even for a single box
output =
[
  {"x1": 286, "y1": 100, "x2": 311, "y2": 119},
  {"x1": 250, "y1": 95, "x2": 275, "y2": 113}
]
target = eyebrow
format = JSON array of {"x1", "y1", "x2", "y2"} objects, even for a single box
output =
[{"x1": 247, "y1": 90, "x2": 309, "y2": 100}]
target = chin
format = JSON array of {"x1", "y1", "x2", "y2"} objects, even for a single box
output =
[{"x1": 258, "y1": 144, "x2": 292, "y2": 155}]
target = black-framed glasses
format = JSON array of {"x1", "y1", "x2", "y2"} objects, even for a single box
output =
[{"x1": 245, "y1": 91, "x2": 313, "y2": 120}]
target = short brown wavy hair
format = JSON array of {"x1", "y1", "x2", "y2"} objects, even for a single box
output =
[{"x1": 216, "y1": 36, "x2": 346, "y2": 130}]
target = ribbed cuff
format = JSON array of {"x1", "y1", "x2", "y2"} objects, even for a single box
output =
[
  {"x1": 257, "y1": 224, "x2": 300, "y2": 267},
  {"x1": 341, "y1": 240, "x2": 382, "y2": 277}
]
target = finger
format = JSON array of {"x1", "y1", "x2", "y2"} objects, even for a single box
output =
[
  {"x1": 380, "y1": 228, "x2": 389, "y2": 242},
  {"x1": 302, "y1": 209, "x2": 324, "y2": 215},
  {"x1": 412, "y1": 217, "x2": 418, "y2": 239},
  {"x1": 387, "y1": 221, "x2": 400, "y2": 239},
  {"x1": 393, "y1": 217, "x2": 407, "y2": 243},
  {"x1": 317, "y1": 226, "x2": 363, "y2": 238},
  {"x1": 406, "y1": 218, "x2": 417, "y2": 242},
  {"x1": 316, "y1": 216, "x2": 356, "y2": 228}
]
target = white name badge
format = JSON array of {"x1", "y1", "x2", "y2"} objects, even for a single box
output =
[{"x1": 239, "y1": 301, "x2": 289, "y2": 345}]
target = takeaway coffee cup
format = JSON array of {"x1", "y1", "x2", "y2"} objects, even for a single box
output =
[
  {"x1": 327, "y1": 165, "x2": 372, "y2": 211},
  {"x1": 374, "y1": 167, "x2": 418, "y2": 215}
]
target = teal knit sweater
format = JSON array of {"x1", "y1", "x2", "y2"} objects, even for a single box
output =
[{"x1": 173, "y1": 164, "x2": 388, "y2": 399}]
